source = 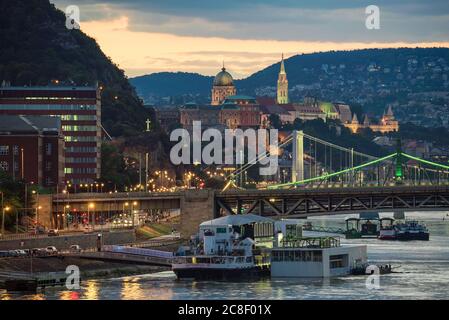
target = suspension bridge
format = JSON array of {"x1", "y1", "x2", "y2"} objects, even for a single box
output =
[
  {"x1": 223, "y1": 130, "x2": 449, "y2": 191},
  {"x1": 214, "y1": 131, "x2": 449, "y2": 217}
]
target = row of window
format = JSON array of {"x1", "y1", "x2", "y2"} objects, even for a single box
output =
[
  {"x1": 0, "y1": 104, "x2": 96, "y2": 110},
  {"x1": 61, "y1": 115, "x2": 97, "y2": 121},
  {"x1": 65, "y1": 146, "x2": 97, "y2": 153},
  {"x1": 62, "y1": 125, "x2": 97, "y2": 131},
  {"x1": 271, "y1": 250, "x2": 323, "y2": 262},
  {"x1": 66, "y1": 157, "x2": 96, "y2": 163},
  {"x1": 64, "y1": 136, "x2": 97, "y2": 142},
  {"x1": 1, "y1": 145, "x2": 52, "y2": 156},
  {"x1": 64, "y1": 167, "x2": 97, "y2": 174}
]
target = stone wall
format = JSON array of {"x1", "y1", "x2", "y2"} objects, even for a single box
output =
[
  {"x1": 0, "y1": 230, "x2": 135, "y2": 250},
  {"x1": 178, "y1": 189, "x2": 215, "y2": 239}
]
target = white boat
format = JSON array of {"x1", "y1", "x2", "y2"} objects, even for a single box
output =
[{"x1": 172, "y1": 215, "x2": 299, "y2": 280}]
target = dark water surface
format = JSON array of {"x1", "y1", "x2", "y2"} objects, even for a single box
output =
[{"x1": 2, "y1": 211, "x2": 449, "y2": 300}]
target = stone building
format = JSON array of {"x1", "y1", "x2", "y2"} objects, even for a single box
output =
[{"x1": 211, "y1": 65, "x2": 236, "y2": 106}]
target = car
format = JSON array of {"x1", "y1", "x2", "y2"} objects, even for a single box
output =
[
  {"x1": 47, "y1": 229, "x2": 59, "y2": 237},
  {"x1": 0, "y1": 250, "x2": 10, "y2": 257},
  {"x1": 7, "y1": 250, "x2": 19, "y2": 257},
  {"x1": 15, "y1": 249, "x2": 28, "y2": 256},
  {"x1": 69, "y1": 245, "x2": 82, "y2": 253},
  {"x1": 83, "y1": 225, "x2": 94, "y2": 234},
  {"x1": 45, "y1": 246, "x2": 58, "y2": 254}
]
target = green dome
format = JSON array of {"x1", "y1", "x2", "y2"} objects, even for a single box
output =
[{"x1": 213, "y1": 67, "x2": 234, "y2": 86}]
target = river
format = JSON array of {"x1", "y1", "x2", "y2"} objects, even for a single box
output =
[{"x1": 2, "y1": 211, "x2": 449, "y2": 300}]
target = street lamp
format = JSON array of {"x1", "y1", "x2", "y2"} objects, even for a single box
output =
[
  {"x1": 132, "y1": 201, "x2": 138, "y2": 228},
  {"x1": 88, "y1": 203, "x2": 95, "y2": 229},
  {"x1": 64, "y1": 204, "x2": 70, "y2": 229},
  {"x1": 1, "y1": 200, "x2": 11, "y2": 238}
]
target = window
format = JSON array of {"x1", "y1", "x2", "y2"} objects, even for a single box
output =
[
  {"x1": 46, "y1": 161, "x2": 52, "y2": 171},
  {"x1": 329, "y1": 254, "x2": 348, "y2": 269},
  {"x1": 0, "y1": 146, "x2": 9, "y2": 156},
  {"x1": 13, "y1": 146, "x2": 19, "y2": 155},
  {"x1": 0, "y1": 161, "x2": 8, "y2": 171},
  {"x1": 45, "y1": 143, "x2": 52, "y2": 156}
]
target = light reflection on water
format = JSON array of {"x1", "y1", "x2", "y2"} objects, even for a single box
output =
[{"x1": 2, "y1": 211, "x2": 449, "y2": 300}]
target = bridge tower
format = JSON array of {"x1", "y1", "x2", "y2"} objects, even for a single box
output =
[
  {"x1": 395, "y1": 138, "x2": 404, "y2": 182},
  {"x1": 292, "y1": 130, "x2": 304, "y2": 183}
]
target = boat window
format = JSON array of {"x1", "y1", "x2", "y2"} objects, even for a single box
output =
[{"x1": 313, "y1": 251, "x2": 322, "y2": 262}]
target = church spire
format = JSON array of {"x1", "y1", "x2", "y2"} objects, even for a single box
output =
[
  {"x1": 280, "y1": 53, "x2": 286, "y2": 74},
  {"x1": 277, "y1": 53, "x2": 289, "y2": 104}
]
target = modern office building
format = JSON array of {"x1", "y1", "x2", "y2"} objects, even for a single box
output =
[
  {"x1": 0, "y1": 86, "x2": 102, "y2": 185},
  {"x1": 0, "y1": 115, "x2": 65, "y2": 187}
]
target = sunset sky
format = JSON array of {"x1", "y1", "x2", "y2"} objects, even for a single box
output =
[{"x1": 52, "y1": 0, "x2": 449, "y2": 79}]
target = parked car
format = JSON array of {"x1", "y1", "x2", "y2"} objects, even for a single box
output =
[
  {"x1": 47, "y1": 229, "x2": 59, "y2": 237},
  {"x1": 7, "y1": 250, "x2": 19, "y2": 257},
  {"x1": 30, "y1": 248, "x2": 46, "y2": 256},
  {"x1": 45, "y1": 246, "x2": 58, "y2": 254},
  {"x1": 69, "y1": 245, "x2": 82, "y2": 253},
  {"x1": 15, "y1": 249, "x2": 28, "y2": 256},
  {"x1": 0, "y1": 250, "x2": 10, "y2": 257},
  {"x1": 83, "y1": 225, "x2": 94, "y2": 234}
]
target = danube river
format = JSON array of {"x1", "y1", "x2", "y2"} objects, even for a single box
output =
[{"x1": 2, "y1": 212, "x2": 449, "y2": 300}]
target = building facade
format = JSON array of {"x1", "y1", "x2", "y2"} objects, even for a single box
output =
[
  {"x1": 211, "y1": 66, "x2": 236, "y2": 105},
  {"x1": 0, "y1": 115, "x2": 64, "y2": 187},
  {"x1": 276, "y1": 54, "x2": 289, "y2": 105},
  {"x1": 0, "y1": 86, "x2": 102, "y2": 185},
  {"x1": 344, "y1": 106, "x2": 399, "y2": 133}
]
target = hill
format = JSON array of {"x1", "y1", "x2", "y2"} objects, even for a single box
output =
[
  {"x1": 131, "y1": 47, "x2": 449, "y2": 118},
  {"x1": 0, "y1": 0, "x2": 150, "y2": 137}
]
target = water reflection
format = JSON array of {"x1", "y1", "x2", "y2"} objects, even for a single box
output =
[
  {"x1": 1, "y1": 212, "x2": 449, "y2": 300},
  {"x1": 84, "y1": 280, "x2": 99, "y2": 300},
  {"x1": 121, "y1": 276, "x2": 144, "y2": 300}
]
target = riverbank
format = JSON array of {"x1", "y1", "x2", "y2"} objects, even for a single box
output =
[{"x1": 0, "y1": 256, "x2": 170, "y2": 287}]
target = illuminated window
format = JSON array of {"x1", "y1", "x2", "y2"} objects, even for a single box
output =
[{"x1": 0, "y1": 146, "x2": 9, "y2": 156}]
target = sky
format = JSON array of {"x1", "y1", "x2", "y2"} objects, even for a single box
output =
[{"x1": 52, "y1": 0, "x2": 449, "y2": 78}]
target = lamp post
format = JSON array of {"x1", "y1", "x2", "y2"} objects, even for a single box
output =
[
  {"x1": 123, "y1": 202, "x2": 129, "y2": 228},
  {"x1": 132, "y1": 201, "x2": 138, "y2": 228},
  {"x1": 1, "y1": 191, "x2": 11, "y2": 238},
  {"x1": 64, "y1": 204, "x2": 70, "y2": 229},
  {"x1": 88, "y1": 203, "x2": 94, "y2": 229}
]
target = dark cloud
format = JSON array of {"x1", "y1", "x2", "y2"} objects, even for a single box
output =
[{"x1": 51, "y1": 0, "x2": 449, "y2": 42}]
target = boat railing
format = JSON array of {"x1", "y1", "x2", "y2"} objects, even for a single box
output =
[
  {"x1": 280, "y1": 236, "x2": 341, "y2": 249},
  {"x1": 172, "y1": 255, "x2": 253, "y2": 265}
]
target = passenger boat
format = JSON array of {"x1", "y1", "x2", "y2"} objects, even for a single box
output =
[
  {"x1": 378, "y1": 217, "x2": 396, "y2": 240},
  {"x1": 378, "y1": 218, "x2": 429, "y2": 241},
  {"x1": 172, "y1": 214, "x2": 300, "y2": 280},
  {"x1": 394, "y1": 220, "x2": 429, "y2": 241}
]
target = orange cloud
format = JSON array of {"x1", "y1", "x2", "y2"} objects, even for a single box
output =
[{"x1": 81, "y1": 16, "x2": 449, "y2": 78}]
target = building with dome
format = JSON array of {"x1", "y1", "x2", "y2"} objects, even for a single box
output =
[{"x1": 211, "y1": 65, "x2": 236, "y2": 105}]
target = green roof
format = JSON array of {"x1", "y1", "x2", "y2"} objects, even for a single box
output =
[{"x1": 319, "y1": 101, "x2": 337, "y2": 115}]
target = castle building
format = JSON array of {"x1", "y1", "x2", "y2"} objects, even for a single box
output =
[
  {"x1": 276, "y1": 54, "x2": 289, "y2": 104},
  {"x1": 211, "y1": 64, "x2": 236, "y2": 105},
  {"x1": 344, "y1": 106, "x2": 399, "y2": 133}
]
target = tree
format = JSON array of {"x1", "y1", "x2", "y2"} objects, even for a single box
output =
[{"x1": 268, "y1": 114, "x2": 282, "y2": 129}]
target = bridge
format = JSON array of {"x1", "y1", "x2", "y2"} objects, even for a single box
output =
[{"x1": 44, "y1": 131, "x2": 449, "y2": 237}]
